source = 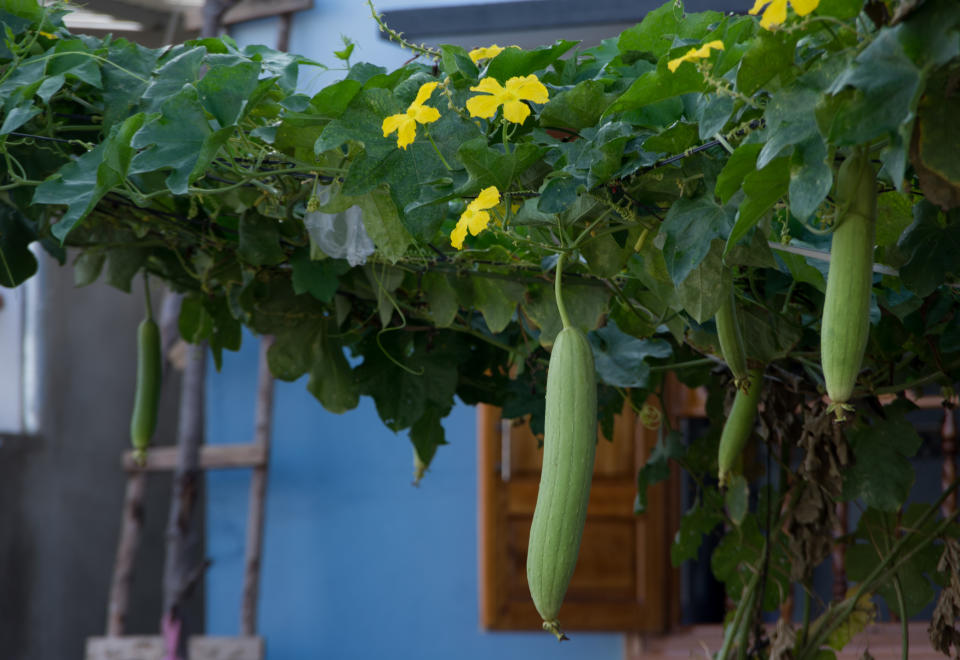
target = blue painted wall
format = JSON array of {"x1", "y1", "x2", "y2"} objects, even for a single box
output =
[{"x1": 206, "y1": 335, "x2": 623, "y2": 659}]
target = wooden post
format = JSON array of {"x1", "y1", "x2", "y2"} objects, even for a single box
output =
[
  {"x1": 162, "y1": 343, "x2": 207, "y2": 658},
  {"x1": 240, "y1": 336, "x2": 276, "y2": 636},
  {"x1": 106, "y1": 471, "x2": 147, "y2": 637}
]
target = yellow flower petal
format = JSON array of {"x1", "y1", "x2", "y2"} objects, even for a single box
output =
[
  {"x1": 468, "y1": 44, "x2": 505, "y2": 63},
  {"x1": 413, "y1": 105, "x2": 440, "y2": 124},
  {"x1": 450, "y1": 218, "x2": 469, "y2": 249},
  {"x1": 473, "y1": 186, "x2": 501, "y2": 210},
  {"x1": 508, "y1": 75, "x2": 549, "y2": 104},
  {"x1": 501, "y1": 99, "x2": 531, "y2": 124},
  {"x1": 470, "y1": 77, "x2": 506, "y2": 96},
  {"x1": 748, "y1": 0, "x2": 768, "y2": 15},
  {"x1": 466, "y1": 208, "x2": 491, "y2": 235},
  {"x1": 412, "y1": 81, "x2": 439, "y2": 108},
  {"x1": 395, "y1": 117, "x2": 418, "y2": 149},
  {"x1": 667, "y1": 41, "x2": 724, "y2": 73},
  {"x1": 382, "y1": 113, "x2": 406, "y2": 137},
  {"x1": 790, "y1": 0, "x2": 819, "y2": 16},
  {"x1": 760, "y1": 0, "x2": 788, "y2": 27},
  {"x1": 667, "y1": 50, "x2": 693, "y2": 73},
  {"x1": 466, "y1": 94, "x2": 503, "y2": 119}
]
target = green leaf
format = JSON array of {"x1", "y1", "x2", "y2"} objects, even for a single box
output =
[
  {"x1": 715, "y1": 143, "x2": 761, "y2": 205},
  {"x1": 537, "y1": 175, "x2": 582, "y2": 214},
  {"x1": 72, "y1": 249, "x2": 105, "y2": 287},
  {"x1": 439, "y1": 44, "x2": 478, "y2": 80},
  {"x1": 196, "y1": 58, "x2": 261, "y2": 126},
  {"x1": 409, "y1": 405, "x2": 448, "y2": 474},
  {"x1": 697, "y1": 94, "x2": 734, "y2": 141},
  {"x1": 0, "y1": 101, "x2": 40, "y2": 135},
  {"x1": 737, "y1": 30, "x2": 796, "y2": 95},
  {"x1": 356, "y1": 332, "x2": 458, "y2": 431},
  {"x1": 289, "y1": 249, "x2": 350, "y2": 303},
  {"x1": 726, "y1": 157, "x2": 789, "y2": 254},
  {"x1": 672, "y1": 488, "x2": 724, "y2": 566},
  {"x1": 38, "y1": 112, "x2": 146, "y2": 240},
  {"x1": 842, "y1": 405, "x2": 922, "y2": 511},
  {"x1": 238, "y1": 213, "x2": 285, "y2": 266},
  {"x1": 588, "y1": 320, "x2": 672, "y2": 388},
  {"x1": 617, "y1": 2, "x2": 681, "y2": 58},
  {"x1": 539, "y1": 80, "x2": 613, "y2": 131},
  {"x1": 421, "y1": 272, "x2": 459, "y2": 327},
  {"x1": 875, "y1": 190, "x2": 914, "y2": 248},
  {"x1": 485, "y1": 40, "x2": 576, "y2": 81},
  {"x1": 130, "y1": 86, "x2": 232, "y2": 195},
  {"x1": 677, "y1": 240, "x2": 730, "y2": 323},
  {"x1": 472, "y1": 276, "x2": 524, "y2": 334},
  {"x1": 816, "y1": 0, "x2": 865, "y2": 19},
  {"x1": 581, "y1": 228, "x2": 638, "y2": 278},
  {"x1": 635, "y1": 429, "x2": 685, "y2": 513},
  {"x1": 178, "y1": 294, "x2": 214, "y2": 344},
  {"x1": 659, "y1": 195, "x2": 735, "y2": 284},
  {"x1": 319, "y1": 88, "x2": 479, "y2": 239},
  {"x1": 846, "y1": 505, "x2": 941, "y2": 618},
  {"x1": 824, "y1": 29, "x2": 921, "y2": 146},
  {"x1": 607, "y1": 58, "x2": 704, "y2": 113},
  {"x1": 643, "y1": 121, "x2": 698, "y2": 155},
  {"x1": 141, "y1": 47, "x2": 205, "y2": 113},
  {"x1": 105, "y1": 248, "x2": 145, "y2": 293},
  {"x1": 897, "y1": 201, "x2": 960, "y2": 297},
  {"x1": 47, "y1": 38, "x2": 102, "y2": 88},
  {"x1": 457, "y1": 137, "x2": 543, "y2": 194},
  {"x1": 521, "y1": 279, "x2": 609, "y2": 347},
  {"x1": 738, "y1": 303, "x2": 803, "y2": 363},
  {"x1": 0, "y1": 202, "x2": 37, "y2": 287},
  {"x1": 789, "y1": 137, "x2": 832, "y2": 222},
  {"x1": 618, "y1": 4, "x2": 722, "y2": 59},
  {"x1": 101, "y1": 39, "x2": 160, "y2": 129},
  {"x1": 307, "y1": 321, "x2": 359, "y2": 413},
  {"x1": 354, "y1": 187, "x2": 412, "y2": 263}
]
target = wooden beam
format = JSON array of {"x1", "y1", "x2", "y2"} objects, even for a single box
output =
[
  {"x1": 184, "y1": 0, "x2": 313, "y2": 31},
  {"x1": 379, "y1": 0, "x2": 741, "y2": 39},
  {"x1": 123, "y1": 444, "x2": 266, "y2": 472}
]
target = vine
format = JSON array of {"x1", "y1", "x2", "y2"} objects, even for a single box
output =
[{"x1": 1, "y1": 0, "x2": 960, "y2": 655}]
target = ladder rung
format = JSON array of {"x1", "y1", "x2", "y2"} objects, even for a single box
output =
[{"x1": 123, "y1": 444, "x2": 267, "y2": 472}]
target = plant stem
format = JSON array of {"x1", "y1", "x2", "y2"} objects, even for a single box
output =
[
  {"x1": 796, "y1": 484, "x2": 960, "y2": 660},
  {"x1": 893, "y1": 576, "x2": 908, "y2": 660},
  {"x1": 555, "y1": 252, "x2": 571, "y2": 330},
  {"x1": 143, "y1": 273, "x2": 154, "y2": 321},
  {"x1": 425, "y1": 129, "x2": 452, "y2": 171}
]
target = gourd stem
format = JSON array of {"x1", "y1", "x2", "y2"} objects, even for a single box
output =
[
  {"x1": 893, "y1": 576, "x2": 908, "y2": 660},
  {"x1": 143, "y1": 272, "x2": 154, "y2": 321},
  {"x1": 555, "y1": 252, "x2": 571, "y2": 330}
]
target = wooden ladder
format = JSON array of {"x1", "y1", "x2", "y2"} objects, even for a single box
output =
[{"x1": 86, "y1": 338, "x2": 275, "y2": 660}]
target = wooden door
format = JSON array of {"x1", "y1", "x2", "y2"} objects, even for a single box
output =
[{"x1": 478, "y1": 391, "x2": 688, "y2": 633}]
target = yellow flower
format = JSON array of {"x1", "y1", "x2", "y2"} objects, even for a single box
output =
[
  {"x1": 469, "y1": 44, "x2": 505, "y2": 63},
  {"x1": 667, "y1": 40, "x2": 725, "y2": 73},
  {"x1": 381, "y1": 81, "x2": 441, "y2": 149},
  {"x1": 466, "y1": 75, "x2": 549, "y2": 124},
  {"x1": 450, "y1": 186, "x2": 501, "y2": 250},
  {"x1": 748, "y1": 0, "x2": 819, "y2": 29}
]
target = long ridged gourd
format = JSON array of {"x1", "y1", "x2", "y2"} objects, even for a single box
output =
[
  {"x1": 526, "y1": 255, "x2": 597, "y2": 641},
  {"x1": 715, "y1": 286, "x2": 748, "y2": 389},
  {"x1": 821, "y1": 148, "x2": 876, "y2": 420},
  {"x1": 717, "y1": 368, "x2": 763, "y2": 487}
]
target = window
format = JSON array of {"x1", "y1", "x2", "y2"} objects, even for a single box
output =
[{"x1": 0, "y1": 252, "x2": 42, "y2": 437}]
